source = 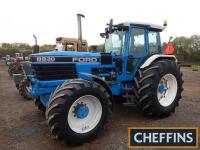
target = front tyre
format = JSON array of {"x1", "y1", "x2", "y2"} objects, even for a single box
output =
[
  {"x1": 34, "y1": 97, "x2": 46, "y2": 112},
  {"x1": 133, "y1": 60, "x2": 183, "y2": 118},
  {"x1": 19, "y1": 79, "x2": 32, "y2": 100},
  {"x1": 46, "y1": 79, "x2": 112, "y2": 144}
]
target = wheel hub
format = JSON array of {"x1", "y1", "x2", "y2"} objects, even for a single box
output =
[
  {"x1": 68, "y1": 95, "x2": 103, "y2": 134},
  {"x1": 157, "y1": 74, "x2": 178, "y2": 107},
  {"x1": 73, "y1": 103, "x2": 89, "y2": 119},
  {"x1": 158, "y1": 83, "x2": 167, "y2": 94}
]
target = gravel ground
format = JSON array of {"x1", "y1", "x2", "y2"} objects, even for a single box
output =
[{"x1": 0, "y1": 62, "x2": 199, "y2": 150}]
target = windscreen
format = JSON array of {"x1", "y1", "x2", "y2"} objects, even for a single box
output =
[{"x1": 104, "y1": 30, "x2": 125, "y2": 55}]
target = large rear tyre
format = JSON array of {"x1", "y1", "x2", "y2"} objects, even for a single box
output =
[
  {"x1": 19, "y1": 79, "x2": 32, "y2": 100},
  {"x1": 133, "y1": 60, "x2": 183, "y2": 118},
  {"x1": 46, "y1": 79, "x2": 112, "y2": 144}
]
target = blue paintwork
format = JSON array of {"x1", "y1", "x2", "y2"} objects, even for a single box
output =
[
  {"x1": 28, "y1": 23, "x2": 163, "y2": 107},
  {"x1": 31, "y1": 51, "x2": 101, "y2": 57},
  {"x1": 76, "y1": 105, "x2": 89, "y2": 119},
  {"x1": 40, "y1": 94, "x2": 50, "y2": 107}
]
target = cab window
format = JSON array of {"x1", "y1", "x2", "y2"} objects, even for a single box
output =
[
  {"x1": 148, "y1": 31, "x2": 159, "y2": 54},
  {"x1": 129, "y1": 28, "x2": 146, "y2": 55}
]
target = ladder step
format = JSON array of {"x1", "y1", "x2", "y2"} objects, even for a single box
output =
[
  {"x1": 122, "y1": 103, "x2": 137, "y2": 107},
  {"x1": 122, "y1": 95, "x2": 133, "y2": 98}
]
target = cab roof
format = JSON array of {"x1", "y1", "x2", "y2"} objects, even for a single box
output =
[{"x1": 117, "y1": 22, "x2": 165, "y2": 31}]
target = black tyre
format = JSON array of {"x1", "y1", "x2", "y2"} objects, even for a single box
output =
[
  {"x1": 133, "y1": 60, "x2": 183, "y2": 118},
  {"x1": 46, "y1": 79, "x2": 112, "y2": 144},
  {"x1": 8, "y1": 66, "x2": 13, "y2": 76},
  {"x1": 35, "y1": 97, "x2": 46, "y2": 112},
  {"x1": 19, "y1": 79, "x2": 32, "y2": 100}
]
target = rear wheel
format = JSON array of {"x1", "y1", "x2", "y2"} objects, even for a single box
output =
[
  {"x1": 46, "y1": 79, "x2": 112, "y2": 144},
  {"x1": 133, "y1": 60, "x2": 183, "y2": 118},
  {"x1": 157, "y1": 73, "x2": 178, "y2": 107}
]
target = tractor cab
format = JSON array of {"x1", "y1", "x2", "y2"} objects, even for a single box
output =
[{"x1": 101, "y1": 21, "x2": 165, "y2": 81}]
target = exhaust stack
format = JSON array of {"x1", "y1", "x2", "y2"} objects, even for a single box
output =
[
  {"x1": 77, "y1": 14, "x2": 85, "y2": 51},
  {"x1": 32, "y1": 34, "x2": 39, "y2": 54}
]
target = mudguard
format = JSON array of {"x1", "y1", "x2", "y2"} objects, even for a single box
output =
[
  {"x1": 79, "y1": 72, "x2": 113, "y2": 99},
  {"x1": 140, "y1": 54, "x2": 177, "y2": 69}
]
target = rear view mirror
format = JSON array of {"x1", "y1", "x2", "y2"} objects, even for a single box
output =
[
  {"x1": 100, "y1": 33, "x2": 109, "y2": 39},
  {"x1": 100, "y1": 33, "x2": 106, "y2": 38}
]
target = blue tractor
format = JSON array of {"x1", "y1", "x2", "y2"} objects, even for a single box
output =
[{"x1": 29, "y1": 19, "x2": 183, "y2": 144}]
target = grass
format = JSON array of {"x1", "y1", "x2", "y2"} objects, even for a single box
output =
[{"x1": 192, "y1": 64, "x2": 200, "y2": 71}]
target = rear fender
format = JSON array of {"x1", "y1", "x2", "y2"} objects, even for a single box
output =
[{"x1": 140, "y1": 54, "x2": 177, "y2": 69}]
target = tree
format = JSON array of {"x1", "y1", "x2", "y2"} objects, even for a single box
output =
[
  {"x1": 190, "y1": 35, "x2": 200, "y2": 53},
  {"x1": 173, "y1": 37, "x2": 191, "y2": 54},
  {"x1": 39, "y1": 44, "x2": 55, "y2": 52},
  {"x1": 172, "y1": 35, "x2": 200, "y2": 62}
]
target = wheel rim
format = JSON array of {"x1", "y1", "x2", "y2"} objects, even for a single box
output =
[
  {"x1": 68, "y1": 95, "x2": 102, "y2": 134},
  {"x1": 157, "y1": 74, "x2": 178, "y2": 107}
]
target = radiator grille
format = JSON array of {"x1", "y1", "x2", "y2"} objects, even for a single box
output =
[{"x1": 32, "y1": 64, "x2": 77, "y2": 80}]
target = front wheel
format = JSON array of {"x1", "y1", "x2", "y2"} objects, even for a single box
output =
[
  {"x1": 46, "y1": 79, "x2": 112, "y2": 144},
  {"x1": 19, "y1": 79, "x2": 32, "y2": 100},
  {"x1": 8, "y1": 66, "x2": 14, "y2": 76},
  {"x1": 34, "y1": 97, "x2": 46, "y2": 112},
  {"x1": 133, "y1": 60, "x2": 183, "y2": 118}
]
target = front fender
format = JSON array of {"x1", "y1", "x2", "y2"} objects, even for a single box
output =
[{"x1": 79, "y1": 72, "x2": 113, "y2": 99}]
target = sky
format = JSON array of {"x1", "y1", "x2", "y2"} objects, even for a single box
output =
[{"x1": 0, "y1": 0, "x2": 199, "y2": 45}]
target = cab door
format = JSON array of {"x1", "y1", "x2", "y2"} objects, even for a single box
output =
[{"x1": 126, "y1": 27, "x2": 148, "y2": 79}]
